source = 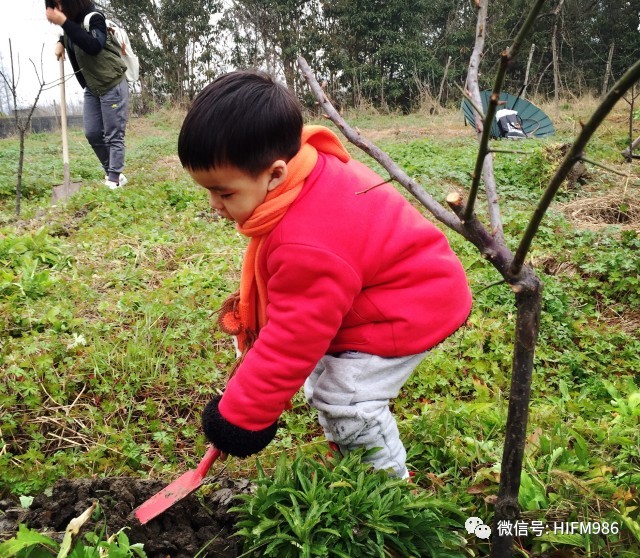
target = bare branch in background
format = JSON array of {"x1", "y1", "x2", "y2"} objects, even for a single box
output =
[
  {"x1": 464, "y1": 0, "x2": 547, "y2": 234},
  {"x1": 297, "y1": 56, "x2": 464, "y2": 235},
  {"x1": 512, "y1": 56, "x2": 640, "y2": 275},
  {"x1": 0, "y1": 40, "x2": 49, "y2": 216}
]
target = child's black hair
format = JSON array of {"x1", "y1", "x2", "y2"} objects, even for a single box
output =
[{"x1": 178, "y1": 71, "x2": 303, "y2": 177}]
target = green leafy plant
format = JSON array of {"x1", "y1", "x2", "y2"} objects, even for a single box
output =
[
  {"x1": 0, "y1": 524, "x2": 146, "y2": 558},
  {"x1": 0, "y1": 524, "x2": 59, "y2": 557},
  {"x1": 232, "y1": 448, "x2": 467, "y2": 557}
]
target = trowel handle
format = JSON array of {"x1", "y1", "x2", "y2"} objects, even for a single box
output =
[{"x1": 195, "y1": 447, "x2": 221, "y2": 477}]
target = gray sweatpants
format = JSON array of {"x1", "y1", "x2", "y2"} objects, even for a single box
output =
[
  {"x1": 304, "y1": 350, "x2": 427, "y2": 478},
  {"x1": 83, "y1": 79, "x2": 129, "y2": 177}
]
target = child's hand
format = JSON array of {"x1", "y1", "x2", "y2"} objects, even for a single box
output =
[{"x1": 202, "y1": 395, "x2": 277, "y2": 457}]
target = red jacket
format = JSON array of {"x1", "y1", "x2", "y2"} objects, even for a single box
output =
[{"x1": 219, "y1": 153, "x2": 472, "y2": 430}]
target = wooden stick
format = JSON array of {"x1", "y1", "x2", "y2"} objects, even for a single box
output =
[{"x1": 59, "y1": 57, "x2": 70, "y2": 189}]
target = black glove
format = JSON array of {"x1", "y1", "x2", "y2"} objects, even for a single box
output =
[{"x1": 202, "y1": 395, "x2": 278, "y2": 458}]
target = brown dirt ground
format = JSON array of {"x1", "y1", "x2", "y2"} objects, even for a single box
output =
[{"x1": 0, "y1": 476, "x2": 251, "y2": 557}]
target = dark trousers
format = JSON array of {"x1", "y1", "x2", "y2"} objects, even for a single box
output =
[{"x1": 83, "y1": 79, "x2": 129, "y2": 176}]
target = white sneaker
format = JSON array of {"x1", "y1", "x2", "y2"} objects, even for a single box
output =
[{"x1": 104, "y1": 174, "x2": 128, "y2": 189}]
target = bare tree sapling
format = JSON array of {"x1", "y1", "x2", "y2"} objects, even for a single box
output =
[{"x1": 298, "y1": 0, "x2": 640, "y2": 554}]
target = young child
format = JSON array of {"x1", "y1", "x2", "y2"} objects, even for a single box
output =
[{"x1": 178, "y1": 71, "x2": 472, "y2": 478}]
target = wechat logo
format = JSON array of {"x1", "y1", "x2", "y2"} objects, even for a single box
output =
[{"x1": 465, "y1": 516, "x2": 492, "y2": 540}]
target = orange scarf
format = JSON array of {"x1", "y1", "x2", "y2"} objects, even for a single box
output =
[{"x1": 218, "y1": 125, "x2": 350, "y2": 354}]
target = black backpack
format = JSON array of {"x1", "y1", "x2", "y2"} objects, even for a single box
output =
[{"x1": 496, "y1": 110, "x2": 527, "y2": 139}]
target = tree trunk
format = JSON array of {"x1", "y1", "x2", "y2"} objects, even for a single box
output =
[
  {"x1": 534, "y1": 61, "x2": 553, "y2": 98},
  {"x1": 622, "y1": 85, "x2": 640, "y2": 161},
  {"x1": 352, "y1": 73, "x2": 361, "y2": 109},
  {"x1": 622, "y1": 135, "x2": 640, "y2": 160},
  {"x1": 552, "y1": 0, "x2": 565, "y2": 104},
  {"x1": 491, "y1": 281, "x2": 542, "y2": 556},
  {"x1": 521, "y1": 43, "x2": 535, "y2": 100},
  {"x1": 17, "y1": 129, "x2": 24, "y2": 216},
  {"x1": 602, "y1": 42, "x2": 614, "y2": 97},
  {"x1": 629, "y1": 89, "x2": 634, "y2": 146},
  {"x1": 622, "y1": 85, "x2": 640, "y2": 163},
  {"x1": 436, "y1": 56, "x2": 452, "y2": 107},
  {"x1": 282, "y1": 56, "x2": 296, "y2": 95}
]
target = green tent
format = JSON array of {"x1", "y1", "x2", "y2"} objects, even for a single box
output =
[{"x1": 462, "y1": 91, "x2": 555, "y2": 139}]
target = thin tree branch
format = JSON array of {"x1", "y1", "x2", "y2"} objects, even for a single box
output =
[
  {"x1": 622, "y1": 135, "x2": 640, "y2": 161},
  {"x1": 464, "y1": 0, "x2": 547, "y2": 224},
  {"x1": 476, "y1": 279, "x2": 507, "y2": 294},
  {"x1": 40, "y1": 69, "x2": 79, "y2": 92},
  {"x1": 455, "y1": 82, "x2": 485, "y2": 121},
  {"x1": 0, "y1": 68, "x2": 13, "y2": 90},
  {"x1": 489, "y1": 148, "x2": 532, "y2": 155},
  {"x1": 511, "y1": 56, "x2": 640, "y2": 275},
  {"x1": 464, "y1": 0, "x2": 505, "y2": 241},
  {"x1": 297, "y1": 56, "x2": 464, "y2": 235},
  {"x1": 355, "y1": 177, "x2": 395, "y2": 195},
  {"x1": 581, "y1": 157, "x2": 629, "y2": 177},
  {"x1": 8, "y1": 39, "x2": 18, "y2": 122},
  {"x1": 9, "y1": 39, "x2": 20, "y2": 94}
]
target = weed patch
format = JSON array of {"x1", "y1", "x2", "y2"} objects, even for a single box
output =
[{"x1": 234, "y1": 450, "x2": 467, "y2": 557}]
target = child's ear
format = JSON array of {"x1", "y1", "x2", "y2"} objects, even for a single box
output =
[{"x1": 266, "y1": 160, "x2": 288, "y2": 191}]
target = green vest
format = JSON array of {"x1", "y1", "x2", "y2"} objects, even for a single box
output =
[{"x1": 66, "y1": 32, "x2": 127, "y2": 96}]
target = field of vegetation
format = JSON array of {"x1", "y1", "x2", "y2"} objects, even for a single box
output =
[{"x1": 0, "y1": 97, "x2": 639, "y2": 557}]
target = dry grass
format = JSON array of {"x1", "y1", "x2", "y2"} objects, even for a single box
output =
[
  {"x1": 559, "y1": 188, "x2": 640, "y2": 232},
  {"x1": 323, "y1": 94, "x2": 637, "y2": 147},
  {"x1": 600, "y1": 308, "x2": 640, "y2": 335}
]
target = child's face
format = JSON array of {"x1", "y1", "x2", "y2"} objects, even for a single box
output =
[{"x1": 188, "y1": 161, "x2": 287, "y2": 225}]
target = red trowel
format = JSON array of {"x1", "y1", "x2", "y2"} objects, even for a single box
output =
[{"x1": 134, "y1": 446, "x2": 221, "y2": 524}]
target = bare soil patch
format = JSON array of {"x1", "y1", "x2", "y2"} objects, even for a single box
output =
[
  {"x1": 363, "y1": 122, "x2": 470, "y2": 142},
  {"x1": 0, "y1": 476, "x2": 250, "y2": 557},
  {"x1": 155, "y1": 155, "x2": 185, "y2": 181}
]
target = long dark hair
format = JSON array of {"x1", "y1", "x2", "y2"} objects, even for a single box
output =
[{"x1": 58, "y1": 0, "x2": 92, "y2": 22}]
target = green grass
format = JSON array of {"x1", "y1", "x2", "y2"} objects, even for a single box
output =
[{"x1": 1, "y1": 102, "x2": 639, "y2": 556}]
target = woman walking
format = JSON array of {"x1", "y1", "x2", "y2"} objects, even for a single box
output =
[{"x1": 46, "y1": 0, "x2": 129, "y2": 189}]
